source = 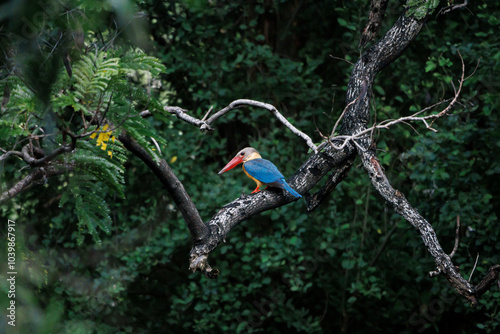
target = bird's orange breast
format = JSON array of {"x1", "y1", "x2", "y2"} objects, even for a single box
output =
[{"x1": 242, "y1": 164, "x2": 265, "y2": 188}]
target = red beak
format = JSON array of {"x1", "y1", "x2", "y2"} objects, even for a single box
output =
[{"x1": 218, "y1": 156, "x2": 243, "y2": 174}]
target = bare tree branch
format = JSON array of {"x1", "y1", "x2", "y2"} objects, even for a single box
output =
[
  {"x1": 475, "y1": 265, "x2": 500, "y2": 296},
  {"x1": 118, "y1": 133, "x2": 208, "y2": 244},
  {"x1": 328, "y1": 51, "x2": 465, "y2": 152},
  {"x1": 359, "y1": 149, "x2": 478, "y2": 303},
  {"x1": 20, "y1": 143, "x2": 74, "y2": 166},
  {"x1": 360, "y1": 148, "x2": 500, "y2": 305},
  {"x1": 165, "y1": 99, "x2": 319, "y2": 153},
  {"x1": 164, "y1": 106, "x2": 206, "y2": 128},
  {"x1": 469, "y1": 253, "x2": 480, "y2": 283},
  {"x1": 0, "y1": 163, "x2": 75, "y2": 204},
  {"x1": 439, "y1": 0, "x2": 469, "y2": 15}
]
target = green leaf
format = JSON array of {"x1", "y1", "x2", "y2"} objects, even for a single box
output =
[{"x1": 425, "y1": 60, "x2": 436, "y2": 72}]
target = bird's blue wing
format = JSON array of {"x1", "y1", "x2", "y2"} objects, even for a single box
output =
[
  {"x1": 243, "y1": 159, "x2": 284, "y2": 184},
  {"x1": 245, "y1": 159, "x2": 302, "y2": 198},
  {"x1": 275, "y1": 179, "x2": 302, "y2": 198}
]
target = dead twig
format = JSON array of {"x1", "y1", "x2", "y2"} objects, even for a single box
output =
[
  {"x1": 328, "y1": 52, "x2": 466, "y2": 151},
  {"x1": 165, "y1": 99, "x2": 318, "y2": 153},
  {"x1": 469, "y1": 253, "x2": 480, "y2": 283}
]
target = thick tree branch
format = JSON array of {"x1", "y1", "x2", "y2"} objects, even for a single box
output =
[
  {"x1": 475, "y1": 265, "x2": 500, "y2": 296},
  {"x1": 338, "y1": 4, "x2": 500, "y2": 302},
  {"x1": 341, "y1": 10, "x2": 428, "y2": 140},
  {"x1": 359, "y1": 148, "x2": 500, "y2": 305},
  {"x1": 0, "y1": 137, "x2": 77, "y2": 204},
  {"x1": 118, "y1": 133, "x2": 208, "y2": 244}
]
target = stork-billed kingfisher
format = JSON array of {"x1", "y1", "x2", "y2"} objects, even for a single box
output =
[{"x1": 218, "y1": 147, "x2": 302, "y2": 199}]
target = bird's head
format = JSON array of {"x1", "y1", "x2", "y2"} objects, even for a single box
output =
[{"x1": 218, "y1": 147, "x2": 261, "y2": 174}]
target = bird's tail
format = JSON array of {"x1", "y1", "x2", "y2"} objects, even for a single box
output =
[{"x1": 281, "y1": 181, "x2": 302, "y2": 199}]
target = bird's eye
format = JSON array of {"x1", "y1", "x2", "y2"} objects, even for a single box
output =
[{"x1": 240, "y1": 152, "x2": 245, "y2": 156}]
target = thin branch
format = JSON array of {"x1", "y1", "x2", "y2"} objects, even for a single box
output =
[
  {"x1": 329, "y1": 54, "x2": 354, "y2": 66},
  {"x1": 20, "y1": 143, "x2": 74, "y2": 166},
  {"x1": 449, "y1": 215, "x2": 460, "y2": 259},
  {"x1": 202, "y1": 105, "x2": 214, "y2": 121},
  {"x1": 164, "y1": 106, "x2": 207, "y2": 128},
  {"x1": 165, "y1": 99, "x2": 318, "y2": 153},
  {"x1": 469, "y1": 253, "x2": 480, "y2": 283},
  {"x1": 464, "y1": 57, "x2": 481, "y2": 81},
  {"x1": 0, "y1": 163, "x2": 75, "y2": 205},
  {"x1": 438, "y1": 0, "x2": 470, "y2": 15},
  {"x1": 327, "y1": 52, "x2": 465, "y2": 151},
  {"x1": 0, "y1": 150, "x2": 23, "y2": 161},
  {"x1": 139, "y1": 109, "x2": 151, "y2": 118}
]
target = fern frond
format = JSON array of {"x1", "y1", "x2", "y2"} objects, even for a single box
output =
[
  {"x1": 121, "y1": 51, "x2": 166, "y2": 76},
  {"x1": 8, "y1": 85, "x2": 36, "y2": 115},
  {"x1": 60, "y1": 173, "x2": 112, "y2": 245},
  {"x1": 71, "y1": 140, "x2": 125, "y2": 198},
  {"x1": 72, "y1": 52, "x2": 120, "y2": 112}
]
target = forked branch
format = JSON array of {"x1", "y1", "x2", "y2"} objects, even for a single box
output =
[
  {"x1": 328, "y1": 52, "x2": 466, "y2": 152},
  {"x1": 360, "y1": 148, "x2": 499, "y2": 305},
  {"x1": 165, "y1": 99, "x2": 318, "y2": 153}
]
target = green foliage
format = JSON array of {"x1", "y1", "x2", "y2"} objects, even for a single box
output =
[
  {"x1": 69, "y1": 53, "x2": 120, "y2": 114},
  {"x1": 1, "y1": 0, "x2": 166, "y2": 244},
  {"x1": 406, "y1": 0, "x2": 441, "y2": 19}
]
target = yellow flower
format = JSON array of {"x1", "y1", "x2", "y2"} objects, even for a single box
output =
[
  {"x1": 90, "y1": 124, "x2": 114, "y2": 158},
  {"x1": 170, "y1": 156, "x2": 178, "y2": 164}
]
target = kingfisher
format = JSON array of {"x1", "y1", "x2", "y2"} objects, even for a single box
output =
[{"x1": 218, "y1": 147, "x2": 302, "y2": 199}]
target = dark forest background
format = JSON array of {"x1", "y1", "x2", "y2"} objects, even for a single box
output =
[{"x1": 1, "y1": 0, "x2": 499, "y2": 333}]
